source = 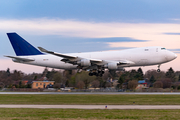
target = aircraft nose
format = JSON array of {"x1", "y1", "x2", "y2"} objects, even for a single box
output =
[
  {"x1": 175, "y1": 53, "x2": 177, "y2": 58},
  {"x1": 167, "y1": 51, "x2": 177, "y2": 61}
]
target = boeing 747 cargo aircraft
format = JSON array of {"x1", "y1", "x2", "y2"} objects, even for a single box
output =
[{"x1": 5, "y1": 33, "x2": 177, "y2": 76}]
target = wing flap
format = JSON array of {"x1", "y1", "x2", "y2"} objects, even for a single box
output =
[
  {"x1": 90, "y1": 58, "x2": 103, "y2": 63},
  {"x1": 118, "y1": 60, "x2": 135, "y2": 65}
]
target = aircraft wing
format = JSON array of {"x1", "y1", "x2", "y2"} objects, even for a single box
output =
[
  {"x1": 38, "y1": 47, "x2": 77, "y2": 59},
  {"x1": 4, "y1": 55, "x2": 35, "y2": 61},
  {"x1": 38, "y1": 47, "x2": 133, "y2": 67},
  {"x1": 38, "y1": 47, "x2": 103, "y2": 64}
]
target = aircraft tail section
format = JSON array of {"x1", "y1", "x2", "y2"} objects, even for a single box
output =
[{"x1": 7, "y1": 33, "x2": 43, "y2": 56}]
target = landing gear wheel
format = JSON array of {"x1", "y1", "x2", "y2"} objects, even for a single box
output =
[
  {"x1": 157, "y1": 69, "x2": 161, "y2": 72},
  {"x1": 93, "y1": 72, "x2": 97, "y2": 76},
  {"x1": 89, "y1": 73, "x2": 93, "y2": 76},
  {"x1": 97, "y1": 70, "x2": 104, "y2": 77},
  {"x1": 157, "y1": 65, "x2": 161, "y2": 72}
]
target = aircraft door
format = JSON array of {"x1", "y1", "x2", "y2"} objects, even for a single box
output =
[
  {"x1": 155, "y1": 48, "x2": 159, "y2": 58},
  {"x1": 163, "y1": 49, "x2": 168, "y2": 61},
  {"x1": 156, "y1": 48, "x2": 158, "y2": 52}
]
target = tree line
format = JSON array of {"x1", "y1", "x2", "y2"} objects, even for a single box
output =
[{"x1": 0, "y1": 67, "x2": 180, "y2": 90}]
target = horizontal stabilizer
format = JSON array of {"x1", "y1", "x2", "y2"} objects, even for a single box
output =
[{"x1": 4, "y1": 55, "x2": 35, "y2": 61}]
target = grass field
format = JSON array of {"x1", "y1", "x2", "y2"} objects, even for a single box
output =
[
  {"x1": 0, "y1": 108, "x2": 180, "y2": 120},
  {"x1": 0, "y1": 94, "x2": 180, "y2": 105},
  {"x1": 1, "y1": 94, "x2": 180, "y2": 119}
]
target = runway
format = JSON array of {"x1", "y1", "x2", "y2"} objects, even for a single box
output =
[
  {"x1": 0, "y1": 105, "x2": 180, "y2": 109},
  {"x1": 1, "y1": 92, "x2": 180, "y2": 95}
]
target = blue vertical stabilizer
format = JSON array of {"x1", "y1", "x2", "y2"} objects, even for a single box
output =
[{"x1": 7, "y1": 33, "x2": 43, "y2": 56}]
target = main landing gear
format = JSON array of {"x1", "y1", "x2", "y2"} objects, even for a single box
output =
[
  {"x1": 89, "y1": 70, "x2": 104, "y2": 77},
  {"x1": 157, "y1": 65, "x2": 161, "y2": 72}
]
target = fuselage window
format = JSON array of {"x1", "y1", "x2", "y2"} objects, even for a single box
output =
[{"x1": 145, "y1": 49, "x2": 149, "y2": 51}]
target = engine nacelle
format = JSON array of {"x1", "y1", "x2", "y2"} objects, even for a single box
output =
[
  {"x1": 106, "y1": 62, "x2": 118, "y2": 70},
  {"x1": 77, "y1": 59, "x2": 91, "y2": 67}
]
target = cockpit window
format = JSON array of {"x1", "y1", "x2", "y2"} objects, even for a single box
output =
[{"x1": 161, "y1": 48, "x2": 166, "y2": 50}]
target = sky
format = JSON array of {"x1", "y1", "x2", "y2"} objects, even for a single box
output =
[{"x1": 0, "y1": 0, "x2": 180, "y2": 74}]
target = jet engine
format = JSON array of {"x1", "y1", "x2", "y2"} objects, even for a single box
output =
[
  {"x1": 106, "y1": 62, "x2": 118, "y2": 70},
  {"x1": 77, "y1": 59, "x2": 91, "y2": 67}
]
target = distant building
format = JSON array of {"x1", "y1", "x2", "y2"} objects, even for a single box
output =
[
  {"x1": 136, "y1": 80, "x2": 148, "y2": 89},
  {"x1": 122, "y1": 82, "x2": 128, "y2": 89},
  {"x1": 22, "y1": 80, "x2": 28, "y2": 85},
  {"x1": 32, "y1": 81, "x2": 55, "y2": 89}
]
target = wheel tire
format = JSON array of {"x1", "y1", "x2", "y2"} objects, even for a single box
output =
[
  {"x1": 157, "y1": 69, "x2": 161, "y2": 72},
  {"x1": 89, "y1": 73, "x2": 93, "y2": 76},
  {"x1": 93, "y1": 72, "x2": 97, "y2": 76}
]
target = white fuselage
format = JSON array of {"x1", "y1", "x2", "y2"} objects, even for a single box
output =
[{"x1": 12, "y1": 46, "x2": 177, "y2": 70}]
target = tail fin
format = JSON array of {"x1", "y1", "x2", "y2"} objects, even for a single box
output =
[{"x1": 7, "y1": 33, "x2": 43, "y2": 56}]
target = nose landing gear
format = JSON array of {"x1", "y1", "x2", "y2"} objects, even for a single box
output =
[{"x1": 157, "y1": 65, "x2": 161, "y2": 72}]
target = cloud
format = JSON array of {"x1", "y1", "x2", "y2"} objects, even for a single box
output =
[
  {"x1": 169, "y1": 49, "x2": 180, "y2": 53},
  {"x1": 171, "y1": 18, "x2": 180, "y2": 21},
  {"x1": 164, "y1": 33, "x2": 180, "y2": 35},
  {"x1": 1, "y1": 18, "x2": 180, "y2": 50}
]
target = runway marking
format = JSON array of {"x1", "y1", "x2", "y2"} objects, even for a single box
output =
[{"x1": 0, "y1": 105, "x2": 180, "y2": 109}]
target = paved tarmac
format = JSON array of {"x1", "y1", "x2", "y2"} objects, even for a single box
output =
[
  {"x1": 0, "y1": 105, "x2": 180, "y2": 109},
  {"x1": 1, "y1": 92, "x2": 180, "y2": 95}
]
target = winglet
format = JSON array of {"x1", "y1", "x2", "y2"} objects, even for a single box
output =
[
  {"x1": 38, "y1": 47, "x2": 54, "y2": 54},
  {"x1": 38, "y1": 47, "x2": 48, "y2": 52}
]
